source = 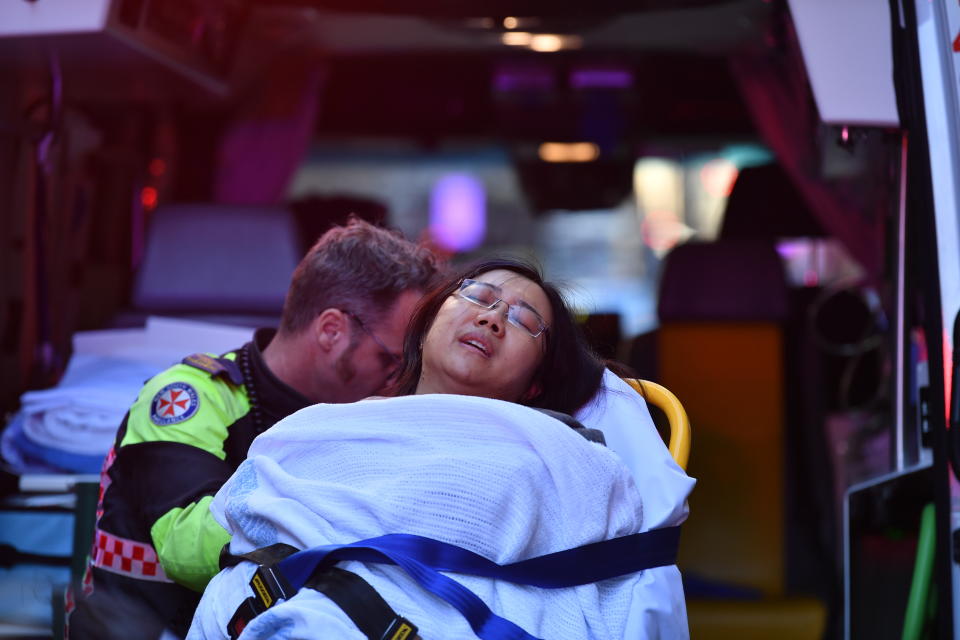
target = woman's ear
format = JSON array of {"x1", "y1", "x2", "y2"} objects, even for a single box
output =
[{"x1": 521, "y1": 383, "x2": 542, "y2": 402}]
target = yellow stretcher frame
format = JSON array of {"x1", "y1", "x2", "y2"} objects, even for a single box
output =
[{"x1": 624, "y1": 378, "x2": 691, "y2": 471}]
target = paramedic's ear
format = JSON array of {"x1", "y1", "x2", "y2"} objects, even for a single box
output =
[{"x1": 315, "y1": 308, "x2": 349, "y2": 353}]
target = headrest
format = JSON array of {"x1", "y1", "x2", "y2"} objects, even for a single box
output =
[
  {"x1": 133, "y1": 204, "x2": 300, "y2": 314},
  {"x1": 720, "y1": 163, "x2": 825, "y2": 240},
  {"x1": 657, "y1": 241, "x2": 788, "y2": 322}
]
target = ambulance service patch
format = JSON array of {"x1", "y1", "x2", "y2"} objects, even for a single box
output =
[{"x1": 150, "y1": 382, "x2": 200, "y2": 426}]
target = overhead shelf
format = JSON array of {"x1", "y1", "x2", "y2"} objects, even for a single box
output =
[{"x1": 0, "y1": 0, "x2": 246, "y2": 103}]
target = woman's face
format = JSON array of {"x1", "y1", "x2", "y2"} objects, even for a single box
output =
[{"x1": 416, "y1": 269, "x2": 553, "y2": 403}]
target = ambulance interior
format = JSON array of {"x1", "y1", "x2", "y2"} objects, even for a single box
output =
[{"x1": 0, "y1": 0, "x2": 938, "y2": 638}]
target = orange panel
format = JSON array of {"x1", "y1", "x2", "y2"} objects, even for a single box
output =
[
  {"x1": 687, "y1": 598, "x2": 826, "y2": 640},
  {"x1": 659, "y1": 323, "x2": 784, "y2": 595}
]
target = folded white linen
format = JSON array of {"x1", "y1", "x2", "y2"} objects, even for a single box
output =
[
  {"x1": 189, "y1": 394, "x2": 647, "y2": 640},
  {"x1": 576, "y1": 369, "x2": 696, "y2": 639},
  {"x1": 16, "y1": 355, "x2": 156, "y2": 456},
  {"x1": 3, "y1": 319, "x2": 255, "y2": 472}
]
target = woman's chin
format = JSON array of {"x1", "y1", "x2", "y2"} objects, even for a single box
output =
[{"x1": 430, "y1": 370, "x2": 493, "y2": 397}]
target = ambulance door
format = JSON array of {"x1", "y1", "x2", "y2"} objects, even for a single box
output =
[{"x1": 897, "y1": 0, "x2": 960, "y2": 636}]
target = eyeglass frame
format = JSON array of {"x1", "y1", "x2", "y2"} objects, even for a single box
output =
[
  {"x1": 341, "y1": 309, "x2": 403, "y2": 377},
  {"x1": 456, "y1": 278, "x2": 550, "y2": 338}
]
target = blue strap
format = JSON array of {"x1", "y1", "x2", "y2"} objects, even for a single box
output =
[
  {"x1": 280, "y1": 527, "x2": 680, "y2": 588},
  {"x1": 273, "y1": 527, "x2": 680, "y2": 640},
  {"x1": 308, "y1": 542, "x2": 541, "y2": 640}
]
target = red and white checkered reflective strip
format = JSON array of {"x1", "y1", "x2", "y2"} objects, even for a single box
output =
[
  {"x1": 90, "y1": 528, "x2": 173, "y2": 583},
  {"x1": 80, "y1": 553, "x2": 95, "y2": 596},
  {"x1": 95, "y1": 446, "x2": 116, "y2": 522}
]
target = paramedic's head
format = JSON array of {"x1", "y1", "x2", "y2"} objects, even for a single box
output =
[
  {"x1": 390, "y1": 259, "x2": 603, "y2": 415},
  {"x1": 273, "y1": 217, "x2": 441, "y2": 403}
]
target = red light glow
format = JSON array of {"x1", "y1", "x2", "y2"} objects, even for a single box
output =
[
  {"x1": 141, "y1": 186, "x2": 158, "y2": 211},
  {"x1": 944, "y1": 328, "x2": 952, "y2": 423}
]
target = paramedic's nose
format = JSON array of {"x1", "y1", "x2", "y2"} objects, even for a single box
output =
[{"x1": 476, "y1": 304, "x2": 505, "y2": 337}]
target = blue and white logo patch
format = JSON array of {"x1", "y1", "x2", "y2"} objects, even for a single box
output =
[{"x1": 150, "y1": 382, "x2": 200, "y2": 426}]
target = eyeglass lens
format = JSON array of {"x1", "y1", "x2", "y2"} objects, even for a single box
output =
[{"x1": 458, "y1": 280, "x2": 546, "y2": 337}]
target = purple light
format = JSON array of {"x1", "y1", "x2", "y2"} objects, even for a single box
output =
[
  {"x1": 570, "y1": 68, "x2": 633, "y2": 90},
  {"x1": 430, "y1": 174, "x2": 486, "y2": 252},
  {"x1": 493, "y1": 65, "x2": 556, "y2": 93},
  {"x1": 775, "y1": 238, "x2": 808, "y2": 259}
]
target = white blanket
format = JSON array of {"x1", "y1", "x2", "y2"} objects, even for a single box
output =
[{"x1": 188, "y1": 394, "x2": 648, "y2": 640}]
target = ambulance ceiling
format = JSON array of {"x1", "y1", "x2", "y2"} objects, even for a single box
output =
[
  {"x1": 250, "y1": 0, "x2": 738, "y2": 19},
  {"x1": 237, "y1": 0, "x2": 769, "y2": 139},
  {"x1": 243, "y1": 0, "x2": 770, "y2": 56},
  {"x1": 0, "y1": 0, "x2": 769, "y2": 140}
]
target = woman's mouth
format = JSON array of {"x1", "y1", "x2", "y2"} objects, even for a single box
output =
[{"x1": 459, "y1": 335, "x2": 491, "y2": 357}]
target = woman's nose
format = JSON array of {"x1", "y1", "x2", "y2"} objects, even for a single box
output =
[{"x1": 476, "y1": 305, "x2": 506, "y2": 336}]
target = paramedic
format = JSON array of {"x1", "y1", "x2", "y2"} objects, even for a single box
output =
[{"x1": 66, "y1": 218, "x2": 441, "y2": 640}]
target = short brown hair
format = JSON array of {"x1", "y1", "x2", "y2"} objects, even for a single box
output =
[{"x1": 279, "y1": 218, "x2": 441, "y2": 335}]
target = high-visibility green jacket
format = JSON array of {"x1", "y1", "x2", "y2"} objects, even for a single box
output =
[{"x1": 67, "y1": 329, "x2": 310, "y2": 640}]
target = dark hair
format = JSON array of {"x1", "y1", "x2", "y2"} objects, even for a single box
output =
[
  {"x1": 279, "y1": 217, "x2": 441, "y2": 335},
  {"x1": 389, "y1": 258, "x2": 604, "y2": 415}
]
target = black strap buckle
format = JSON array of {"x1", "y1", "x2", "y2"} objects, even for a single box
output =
[
  {"x1": 249, "y1": 564, "x2": 294, "y2": 610},
  {"x1": 226, "y1": 596, "x2": 262, "y2": 640},
  {"x1": 225, "y1": 548, "x2": 421, "y2": 640},
  {"x1": 226, "y1": 565, "x2": 296, "y2": 639},
  {"x1": 380, "y1": 615, "x2": 420, "y2": 640}
]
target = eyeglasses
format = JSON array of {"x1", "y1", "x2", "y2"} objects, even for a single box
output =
[
  {"x1": 456, "y1": 279, "x2": 549, "y2": 338},
  {"x1": 343, "y1": 310, "x2": 402, "y2": 378}
]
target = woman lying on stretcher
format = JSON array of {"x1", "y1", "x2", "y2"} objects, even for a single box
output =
[{"x1": 187, "y1": 259, "x2": 656, "y2": 640}]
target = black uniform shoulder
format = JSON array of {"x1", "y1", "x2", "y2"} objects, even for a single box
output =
[{"x1": 181, "y1": 353, "x2": 244, "y2": 386}]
